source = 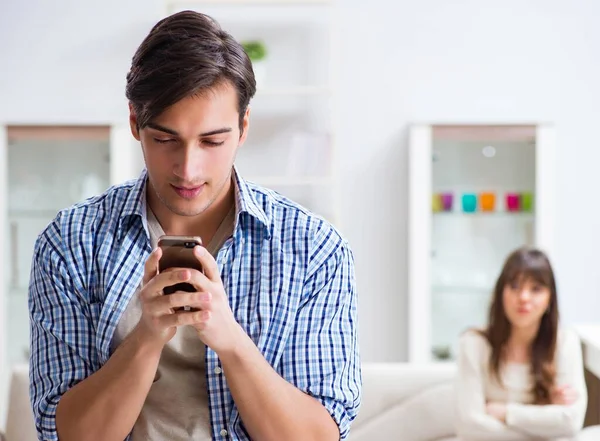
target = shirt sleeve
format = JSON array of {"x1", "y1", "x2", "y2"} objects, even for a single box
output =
[
  {"x1": 505, "y1": 329, "x2": 588, "y2": 438},
  {"x1": 28, "y1": 223, "x2": 101, "y2": 441},
  {"x1": 455, "y1": 331, "x2": 537, "y2": 441},
  {"x1": 278, "y1": 227, "x2": 361, "y2": 440}
]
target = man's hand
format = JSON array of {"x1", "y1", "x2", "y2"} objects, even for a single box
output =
[
  {"x1": 135, "y1": 247, "x2": 212, "y2": 346},
  {"x1": 187, "y1": 245, "x2": 245, "y2": 355},
  {"x1": 550, "y1": 384, "x2": 578, "y2": 405},
  {"x1": 486, "y1": 402, "x2": 507, "y2": 422}
]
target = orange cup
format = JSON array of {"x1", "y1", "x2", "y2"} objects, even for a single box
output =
[{"x1": 479, "y1": 192, "x2": 496, "y2": 212}]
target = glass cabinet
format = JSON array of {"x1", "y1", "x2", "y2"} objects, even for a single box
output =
[
  {"x1": 0, "y1": 124, "x2": 140, "y2": 421},
  {"x1": 408, "y1": 124, "x2": 557, "y2": 362},
  {"x1": 6, "y1": 126, "x2": 112, "y2": 366}
]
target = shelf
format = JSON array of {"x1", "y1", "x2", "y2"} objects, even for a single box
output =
[
  {"x1": 432, "y1": 284, "x2": 492, "y2": 293},
  {"x1": 245, "y1": 176, "x2": 332, "y2": 186},
  {"x1": 433, "y1": 211, "x2": 534, "y2": 218},
  {"x1": 9, "y1": 209, "x2": 61, "y2": 218}
]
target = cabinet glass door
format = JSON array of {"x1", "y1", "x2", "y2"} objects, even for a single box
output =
[
  {"x1": 430, "y1": 125, "x2": 536, "y2": 361},
  {"x1": 6, "y1": 126, "x2": 110, "y2": 366}
]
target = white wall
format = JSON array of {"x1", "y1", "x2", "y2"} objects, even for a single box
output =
[
  {"x1": 337, "y1": 0, "x2": 600, "y2": 361},
  {"x1": 0, "y1": 0, "x2": 163, "y2": 124},
  {"x1": 1, "y1": 0, "x2": 599, "y2": 375},
  {"x1": 0, "y1": 0, "x2": 160, "y2": 429}
]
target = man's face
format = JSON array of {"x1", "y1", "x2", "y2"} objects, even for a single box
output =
[{"x1": 130, "y1": 82, "x2": 249, "y2": 217}]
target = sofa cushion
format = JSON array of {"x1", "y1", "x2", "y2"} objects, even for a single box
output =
[
  {"x1": 580, "y1": 425, "x2": 600, "y2": 441},
  {"x1": 353, "y1": 363, "x2": 457, "y2": 429},
  {"x1": 349, "y1": 381, "x2": 456, "y2": 441}
]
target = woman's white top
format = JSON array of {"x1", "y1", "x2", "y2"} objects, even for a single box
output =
[{"x1": 455, "y1": 328, "x2": 587, "y2": 441}]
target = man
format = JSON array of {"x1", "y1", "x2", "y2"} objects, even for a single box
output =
[{"x1": 29, "y1": 10, "x2": 361, "y2": 441}]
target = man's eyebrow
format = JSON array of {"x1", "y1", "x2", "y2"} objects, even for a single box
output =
[
  {"x1": 146, "y1": 123, "x2": 232, "y2": 137},
  {"x1": 146, "y1": 122, "x2": 178, "y2": 135},
  {"x1": 199, "y1": 127, "x2": 233, "y2": 136}
]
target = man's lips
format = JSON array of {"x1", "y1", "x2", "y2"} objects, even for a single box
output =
[{"x1": 171, "y1": 184, "x2": 204, "y2": 199}]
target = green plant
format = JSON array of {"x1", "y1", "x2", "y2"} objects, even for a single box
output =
[
  {"x1": 242, "y1": 40, "x2": 267, "y2": 62},
  {"x1": 432, "y1": 345, "x2": 452, "y2": 360}
]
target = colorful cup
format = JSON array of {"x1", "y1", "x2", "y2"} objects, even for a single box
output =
[
  {"x1": 479, "y1": 192, "x2": 496, "y2": 212},
  {"x1": 521, "y1": 192, "x2": 533, "y2": 212},
  {"x1": 506, "y1": 193, "x2": 520, "y2": 212},
  {"x1": 462, "y1": 193, "x2": 477, "y2": 212},
  {"x1": 432, "y1": 194, "x2": 442, "y2": 212},
  {"x1": 441, "y1": 193, "x2": 453, "y2": 211}
]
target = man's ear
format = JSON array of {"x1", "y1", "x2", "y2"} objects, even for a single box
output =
[
  {"x1": 238, "y1": 106, "x2": 251, "y2": 147},
  {"x1": 129, "y1": 103, "x2": 141, "y2": 141}
]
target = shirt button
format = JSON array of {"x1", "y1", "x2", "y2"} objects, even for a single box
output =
[
  {"x1": 220, "y1": 429, "x2": 228, "y2": 437},
  {"x1": 214, "y1": 366, "x2": 222, "y2": 374}
]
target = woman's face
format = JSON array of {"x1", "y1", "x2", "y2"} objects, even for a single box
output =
[{"x1": 502, "y1": 276, "x2": 551, "y2": 330}]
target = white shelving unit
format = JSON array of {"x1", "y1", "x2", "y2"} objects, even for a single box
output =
[
  {"x1": 407, "y1": 124, "x2": 558, "y2": 363},
  {"x1": 0, "y1": 124, "x2": 142, "y2": 429},
  {"x1": 165, "y1": 0, "x2": 340, "y2": 228}
]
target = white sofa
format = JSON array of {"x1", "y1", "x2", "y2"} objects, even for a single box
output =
[
  {"x1": 352, "y1": 362, "x2": 600, "y2": 441},
  {"x1": 2, "y1": 364, "x2": 37, "y2": 441},
  {"x1": 349, "y1": 362, "x2": 458, "y2": 441},
  {"x1": 3, "y1": 362, "x2": 600, "y2": 441}
]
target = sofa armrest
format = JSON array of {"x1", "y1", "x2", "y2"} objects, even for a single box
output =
[
  {"x1": 354, "y1": 362, "x2": 457, "y2": 430},
  {"x1": 5, "y1": 364, "x2": 38, "y2": 441}
]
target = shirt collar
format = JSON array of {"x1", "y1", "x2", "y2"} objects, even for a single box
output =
[{"x1": 118, "y1": 167, "x2": 271, "y2": 239}]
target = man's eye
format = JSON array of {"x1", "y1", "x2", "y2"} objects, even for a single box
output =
[
  {"x1": 153, "y1": 138, "x2": 175, "y2": 144},
  {"x1": 203, "y1": 140, "x2": 225, "y2": 147}
]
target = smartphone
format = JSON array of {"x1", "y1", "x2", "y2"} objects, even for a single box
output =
[{"x1": 157, "y1": 235, "x2": 203, "y2": 311}]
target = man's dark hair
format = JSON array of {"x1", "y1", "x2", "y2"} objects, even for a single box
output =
[{"x1": 126, "y1": 10, "x2": 256, "y2": 133}]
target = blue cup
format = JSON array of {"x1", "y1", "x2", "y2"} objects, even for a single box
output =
[{"x1": 462, "y1": 193, "x2": 477, "y2": 212}]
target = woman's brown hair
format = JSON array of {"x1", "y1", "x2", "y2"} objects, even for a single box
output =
[{"x1": 479, "y1": 247, "x2": 559, "y2": 404}]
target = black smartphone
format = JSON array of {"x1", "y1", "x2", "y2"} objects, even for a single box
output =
[{"x1": 157, "y1": 235, "x2": 203, "y2": 311}]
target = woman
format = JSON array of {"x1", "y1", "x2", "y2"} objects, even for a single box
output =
[{"x1": 455, "y1": 247, "x2": 587, "y2": 441}]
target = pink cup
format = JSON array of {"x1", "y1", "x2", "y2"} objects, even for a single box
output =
[
  {"x1": 441, "y1": 193, "x2": 453, "y2": 211},
  {"x1": 506, "y1": 193, "x2": 520, "y2": 212}
]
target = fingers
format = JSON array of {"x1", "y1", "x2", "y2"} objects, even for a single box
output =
[
  {"x1": 194, "y1": 246, "x2": 219, "y2": 281},
  {"x1": 141, "y1": 268, "x2": 193, "y2": 300},
  {"x1": 145, "y1": 246, "x2": 217, "y2": 294},
  {"x1": 145, "y1": 291, "x2": 212, "y2": 316},
  {"x1": 552, "y1": 385, "x2": 578, "y2": 405},
  {"x1": 157, "y1": 309, "x2": 211, "y2": 328},
  {"x1": 562, "y1": 387, "x2": 578, "y2": 404},
  {"x1": 142, "y1": 247, "x2": 162, "y2": 286}
]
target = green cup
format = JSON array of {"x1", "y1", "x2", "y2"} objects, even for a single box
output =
[{"x1": 521, "y1": 192, "x2": 533, "y2": 212}]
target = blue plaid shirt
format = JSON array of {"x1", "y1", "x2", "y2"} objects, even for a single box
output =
[{"x1": 29, "y1": 169, "x2": 361, "y2": 441}]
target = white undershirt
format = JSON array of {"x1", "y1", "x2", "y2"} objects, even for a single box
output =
[{"x1": 111, "y1": 204, "x2": 235, "y2": 441}]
